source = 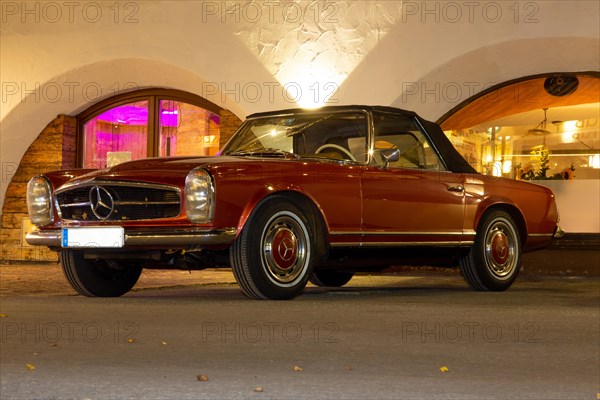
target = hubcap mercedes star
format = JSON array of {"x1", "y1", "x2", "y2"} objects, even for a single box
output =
[
  {"x1": 491, "y1": 231, "x2": 510, "y2": 265},
  {"x1": 272, "y1": 229, "x2": 298, "y2": 269},
  {"x1": 262, "y1": 213, "x2": 308, "y2": 285},
  {"x1": 484, "y1": 221, "x2": 517, "y2": 278}
]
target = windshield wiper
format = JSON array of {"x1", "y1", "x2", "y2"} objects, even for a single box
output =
[{"x1": 228, "y1": 148, "x2": 299, "y2": 159}]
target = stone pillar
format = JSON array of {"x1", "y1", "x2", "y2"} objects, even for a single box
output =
[{"x1": 1, "y1": 115, "x2": 76, "y2": 263}]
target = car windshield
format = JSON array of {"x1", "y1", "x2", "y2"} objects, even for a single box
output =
[{"x1": 222, "y1": 111, "x2": 369, "y2": 163}]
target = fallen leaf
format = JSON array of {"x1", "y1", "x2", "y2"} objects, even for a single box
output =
[
  {"x1": 161, "y1": 341, "x2": 168, "y2": 346},
  {"x1": 33, "y1": 352, "x2": 39, "y2": 356},
  {"x1": 345, "y1": 366, "x2": 353, "y2": 371},
  {"x1": 293, "y1": 366, "x2": 303, "y2": 372},
  {"x1": 26, "y1": 363, "x2": 35, "y2": 371},
  {"x1": 50, "y1": 343, "x2": 58, "y2": 347},
  {"x1": 254, "y1": 387, "x2": 264, "y2": 392},
  {"x1": 0, "y1": 314, "x2": 7, "y2": 318},
  {"x1": 127, "y1": 338, "x2": 137, "y2": 343},
  {"x1": 439, "y1": 366, "x2": 449, "y2": 373},
  {"x1": 197, "y1": 374, "x2": 209, "y2": 382}
]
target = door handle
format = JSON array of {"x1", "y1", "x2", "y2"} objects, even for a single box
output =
[{"x1": 447, "y1": 185, "x2": 464, "y2": 192}]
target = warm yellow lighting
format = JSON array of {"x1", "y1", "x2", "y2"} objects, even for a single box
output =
[
  {"x1": 590, "y1": 154, "x2": 600, "y2": 169},
  {"x1": 231, "y1": 2, "x2": 401, "y2": 108},
  {"x1": 502, "y1": 160, "x2": 512, "y2": 174},
  {"x1": 492, "y1": 162, "x2": 503, "y2": 176},
  {"x1": 561, "y1": 120, "x2": 578, "y2": 143},
  {"x1": 280, "y1": 62, "x2": 345, "y2": 108},
  {"x1": 203, "y1": 135, "x2": 216, "y2": 144}
]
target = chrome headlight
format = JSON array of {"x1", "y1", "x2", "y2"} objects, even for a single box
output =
[
  {"x1": 185, "y1": 168, "x2": 215, "y2": 223},
  {"x1": 26, "y1": 176, "x2": 53, "y2": 226}
]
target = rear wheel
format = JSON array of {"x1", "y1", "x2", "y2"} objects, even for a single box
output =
[
  {"x1": 310, "y1": 270, "x2": 354, "y2": 287},
  {"x1": 230, "y1": 198, "x2": 314, "y2": 300},
  {"x1": 60, "y1": 250, "x2": 142, "y2": 297},
  {"x1": 460, "y1": 210, "x2": 521, "y2": 291}
]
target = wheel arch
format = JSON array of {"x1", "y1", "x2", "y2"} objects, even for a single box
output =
[
  {"x1": 475, "y1": 202, "x2": 528, "y2": 245},
  {"x1": 237, "y1": 189, "x2": 330, "y2": 261}
]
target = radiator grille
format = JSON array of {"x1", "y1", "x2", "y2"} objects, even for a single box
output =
[{"x1": 56, "y1": 183, "x2": 180, "y2": 221}]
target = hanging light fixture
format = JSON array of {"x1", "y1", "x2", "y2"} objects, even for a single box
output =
[
  {"x1": 528, "y1": 108, "x2": 551, "y2": 147},
  {"x1": 528, "y1": 108, "x2": 550, "y2": 135}
]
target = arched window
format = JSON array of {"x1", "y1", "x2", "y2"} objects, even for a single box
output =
[
  {"x1": 439, "y1": 73, "x2": 599, "y2": 180},
  {"x1": 77, "y1": 89, "x2": 222, "y2": 168}
]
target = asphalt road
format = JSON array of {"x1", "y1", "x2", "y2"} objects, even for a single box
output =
[{"x1": 1, "y1": 275, "x2": 598, "y2": 400}]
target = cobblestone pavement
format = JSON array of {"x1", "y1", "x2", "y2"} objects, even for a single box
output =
[{"x1": 0, "y1": 263, "x2": 238, "y2": 296}]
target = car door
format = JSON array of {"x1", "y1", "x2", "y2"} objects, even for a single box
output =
[{"x1": 361, "y1": 112, "x2": 466, "y2": 246}]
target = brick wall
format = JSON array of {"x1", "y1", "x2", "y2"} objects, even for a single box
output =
[
  {"x1": 1, "y1": 115, "x2": 76, "y2": 262},
  {"x1": 219, "y1": 109, "x2": 243, "y2": 147}
]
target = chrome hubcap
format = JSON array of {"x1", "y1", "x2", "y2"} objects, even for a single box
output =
[
  {"x1": 261, "y1": 211, "x2": 308, "y2": 285},
  {"x1": 484, "y1": 219, "x2": 517, "y2": 278}
]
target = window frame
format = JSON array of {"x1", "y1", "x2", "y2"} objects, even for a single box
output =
[
  {"x1": 371, "y1": 111, "x2": 447, "y2": 171},
  {"x1": 77, "y1": 89, "x2": 222, "y2": 168}
]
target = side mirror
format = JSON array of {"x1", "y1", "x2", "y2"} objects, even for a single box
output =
[{"x1": 380, "y1": 148, "x2": 400, "y2": 169}]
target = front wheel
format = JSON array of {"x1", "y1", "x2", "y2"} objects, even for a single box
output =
[
  {"x1": 60, "y1": 250, "x2": 142, "y2": 297},
  {"x1": 230, "y1": 199, "x2": 314, "y2": 300},
  {"x1": 460, "y1": 210, "x2": 522, "y2": 291}
]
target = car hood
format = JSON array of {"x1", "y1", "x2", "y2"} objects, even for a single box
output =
[{"x1": 58, "y1": 156, "x2": 244, "y2": 187}]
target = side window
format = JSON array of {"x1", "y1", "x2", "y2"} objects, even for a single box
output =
[{"x1": 372, "y1": 113, "x2": 444, "y2": 171}]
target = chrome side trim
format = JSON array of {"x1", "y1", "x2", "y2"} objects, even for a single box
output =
[
  {"x1": 529, "y1": 233, "x2": 554, "y2": 238},
  {"x1": 330, "y1": 241, "x2": 474, "y2": 248},
  {"x1": 330, "y1": 230, "x2": 476, "y2": 236},
  {"x1": 26, "y1": 228, "x2": 237, "y2": 248}
]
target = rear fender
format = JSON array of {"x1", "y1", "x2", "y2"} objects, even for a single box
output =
[{"x1": 473, "y1": 196, "x2": 528, "y2": 242}]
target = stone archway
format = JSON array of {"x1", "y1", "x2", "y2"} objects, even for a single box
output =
[
  {"x1": 1, "y1": 58, "x2": 246, "y2": 212},
  {"x1": 0, "y1": 59, "x2": 244, "y2": 262}
]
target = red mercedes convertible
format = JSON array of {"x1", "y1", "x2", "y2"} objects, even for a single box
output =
[{"x1": 26, "y1": 106, "x2": 561, "y2": 299}]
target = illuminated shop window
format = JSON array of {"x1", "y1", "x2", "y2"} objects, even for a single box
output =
[
  {"x1": 445, "y1": 104, "x2": 599, "y2": 180},
  {"x1": 79, "y1": 90, "x2": 221, "y2": 169},
  {"x1": 159, "y1": 100, "x2": 220, "y2": 157},
  {"x1": 441, "y1": 74, "x2": 599, "y2": 180},
  {"x1": 83, "y1": 101, "x2": 149, "y2": 169}
]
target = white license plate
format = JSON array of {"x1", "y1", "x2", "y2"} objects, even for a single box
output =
[{"x1": 62, "y1": 227, "x2": 124, "y2": 248}]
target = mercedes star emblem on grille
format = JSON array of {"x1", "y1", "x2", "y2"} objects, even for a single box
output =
[{"x1": 89, "y1": 186, "x2": 115, "y2": 220}]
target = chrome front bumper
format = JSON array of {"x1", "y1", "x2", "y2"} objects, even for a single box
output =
[{"x1": 26, "y1": 227, "x2": 238, "y2": 248}]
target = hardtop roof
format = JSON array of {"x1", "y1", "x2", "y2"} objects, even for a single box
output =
[
  {"x1": 246, "y1": 105, "x2": 418, "y2": 119},
  {"x1": 245, "y1": 105, "x2": 476, "y2": 174}
]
